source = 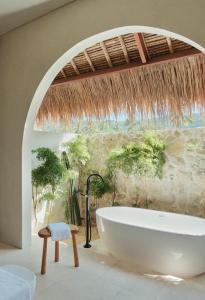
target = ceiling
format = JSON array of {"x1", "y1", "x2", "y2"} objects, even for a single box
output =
[
  {"x1": 37, "y1": 31, "x2": 204, "y2": 125},
  {"x1": 0, "y1": 0, "x2": 74, "y2": 35},
  {"x1": 53, "y1": 32, "x2": 200, "y2": 85}
]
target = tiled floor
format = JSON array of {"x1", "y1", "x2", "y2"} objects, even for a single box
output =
[{"x1": 0, "y1": 236, "x2": 205, "y2": 299}]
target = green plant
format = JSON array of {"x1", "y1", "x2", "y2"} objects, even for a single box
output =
[
  {"x1": 63, "y1": 136, "x2": 90, "y2": 225},
  {"x1": 89, "y1": 174, "x2": 113, "y2": 210},
  {"x1": 90, "y1": 175, "x2": 113, "y2": 199},
  {"x1": 107, "y1": 133, "x2": 166, "y2": 179},
  {"x1": 132, "y1": 187, "x2": 141, "y2": 208},
  {"x1": 32, "y1": 147, "x2": 63, "y2": 223},
  {"x1": 132, "y1": 202, "x2": 139, "y2": 208},
  {"x1": 112, "y1": 201, "x2": 121, "y2": 206},
  {"x1": 32, "y1": 148, "x2": 63, "y2": 191},
  {"x1": 90, "y1": 203, "x2": 97, "y2": 211}
]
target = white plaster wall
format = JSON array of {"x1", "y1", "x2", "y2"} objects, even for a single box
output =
[
  {"x1": 0, "y1": 0, "x2": 205, "y2": 247},
  {"x1": 31, "y1": 130, "x2": 75, "y2": 150}
]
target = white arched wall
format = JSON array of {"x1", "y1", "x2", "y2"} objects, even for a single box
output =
[
  {"x1": 1, "y1": 0, "x2": 205, "y2": 248},
  {"x1": 23, "y1": 26, "x2": 205, "y2": 247}
]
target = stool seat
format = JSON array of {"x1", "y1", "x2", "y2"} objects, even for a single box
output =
[
  {"x1": 38, "y1": 225, "x2": 79, "y2": 238},
  {"x1": 38, "y1": 224, "x2": 79, "y2": 275}
]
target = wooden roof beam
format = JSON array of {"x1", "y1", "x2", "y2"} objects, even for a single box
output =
[
  {"x1": 84, "y1": 49, "x2": 95, "y2": 72},
  {"x1": 52, "y1": 49, "x2": 201, "y2": 86},
  {"x1": 100, "y1": 41, "x2": 112, "y2": 67},
  {"x1": 166, "y1": 37, "x2": 174, "y2": 54},
  {"x1": 71, "y1": 59, "x2": 80, "y2": 75},
  {"x1": 61, "y1": 69, "x2": 67, "y2": 78},
  {"x1": 118, "y1": 35, "x2": 130, "y2": 64},
  {"x1": 134, "y1": 33, "x2": 148, "y2": 63}
]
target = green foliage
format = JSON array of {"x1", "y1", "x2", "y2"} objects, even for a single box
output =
[
  {"x1": 64, "y1": 200, "x2": 70, "y2": 222},
  {"x1": 90, "y1": 175, "x2": 113, "y2": 199},
  {"x1": 40, "y1": 192, "x2": 55, "y2": 202},
  {"x1": 63, "y1": 136, "x2": 90, "y2": 225},
  {"x1": 32, "y1": 147, "x2": 64, "y2": 191},
  {"x1": 64, "y1": 136, "x2": 90, "y2": 168},
  {"x1": 112, "y1": 201, "x2": 121, "y2": 206},
  {"x1": 131, "y1": 187, "x2": 141, "y2": 207},
  {"x1": 32, "y1": 147, "x2": 64, "y2": 224},
  {"x1": 132, "y1": 202, "x2": 139, "y2": 208},
  {"x1": 107, "y1": 133, "x2": 166, "y2": 178}
]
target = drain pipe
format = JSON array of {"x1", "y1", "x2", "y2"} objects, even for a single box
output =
[{"x1": 84, "y1": 174, "x2": 104, "y2": 248}]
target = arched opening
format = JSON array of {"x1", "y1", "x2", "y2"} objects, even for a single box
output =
[{"x1": 22, "y1": 25, "x2": 205, "y2": 247}]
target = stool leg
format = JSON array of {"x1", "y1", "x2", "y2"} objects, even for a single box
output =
[
  {"x1": 71, "y1": 232, "x2": 79, "y2": 267},
  {"x1": 41, "y1": 237, "x2": 48, "y2": 275},
  {"x1": 55, "y1": 241, "x2": 59, "y2": 262}
]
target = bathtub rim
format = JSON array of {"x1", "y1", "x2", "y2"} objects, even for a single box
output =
[{"x1": 96, "y1": 206, "x2": 205, "y2": 237}]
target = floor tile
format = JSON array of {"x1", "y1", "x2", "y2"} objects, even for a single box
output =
[{"x1": 0, "y1": 236, "x2": 204, "y2": 300}]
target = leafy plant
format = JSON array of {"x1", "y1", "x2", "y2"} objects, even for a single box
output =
[
  {"x1": 85, "y1": 170, "x2": 119, "y2": 212},
  {"x1": 63, "y1": 136, "x2": 90, "y2": 225},
  {"x1": 90, "y1": 175, "x2": 113, "y2": 199},
  {"x1": 32, "y1": 147, "x2": 63, "y2": 191},
  {"x1": 88, "y1": 174, "x2": 113, "y2": 212},
  {"x1": 64, "y1": 136, "x2": 90, "y2": 167},
  {"x1": 131, "y1": 187, "x2": 141, "y2": 208},
  {"x1": 112, "y1": 201, "x2": 121, "y2": 206},
  {"x1": 32, "y1": 147, "x2": 63, "y2": 223},
  {"x1": 107, "y1": 133, "x2": 166, "y2": 179}
]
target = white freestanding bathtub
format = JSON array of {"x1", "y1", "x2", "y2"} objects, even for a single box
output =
[{"x1": 96, "y1": 207, "x2": 205, "y2": 277}]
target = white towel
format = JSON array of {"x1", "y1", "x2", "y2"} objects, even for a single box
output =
[
  {"x1": 47, "y1": 222, "x2": 71, "y2": 241},
  {"x1": 0, "y1": 268, "x2": 31, "y2": 300}
]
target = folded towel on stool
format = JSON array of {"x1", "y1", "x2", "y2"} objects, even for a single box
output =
[{"x1": 47, "y1": 222, "x2": 71, "y2": 241}]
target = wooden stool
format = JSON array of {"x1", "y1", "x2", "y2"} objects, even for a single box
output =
[{"x1": 38, "y1": 225, "x2": 79, "y2": 275}]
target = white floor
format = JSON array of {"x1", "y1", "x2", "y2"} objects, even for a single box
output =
[{"x1": 0, "y1": 236, "x2": 205, "y2": 300}]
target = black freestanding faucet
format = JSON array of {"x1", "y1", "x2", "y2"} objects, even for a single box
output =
[{"x1": 84, "y1": 173, "x2": 104, "y2": 248}]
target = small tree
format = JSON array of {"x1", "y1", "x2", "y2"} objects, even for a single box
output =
[
  {"x1": 62, "y1": 136, "x2": 90, "y2": 225},
  {"x1": 107, "y1": 133, "x2": 165, "y2": 178},
  {"x1": 32, "y1": 147, "x2": 63, "y2": 224},
  {"x1": 106, "y1": 133, "x2": 166, "y2": 207}
]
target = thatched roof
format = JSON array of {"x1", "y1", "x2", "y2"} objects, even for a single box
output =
[{"x1": 36, "y1": 33, "x2": 204, "y2": 125}]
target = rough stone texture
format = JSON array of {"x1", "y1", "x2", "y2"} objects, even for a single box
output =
[{"x1": 80, "y1": 128, "x2": 205, "y2": 218}]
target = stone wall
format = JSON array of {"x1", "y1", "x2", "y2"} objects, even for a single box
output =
[{"x1": 80, "y1": 128, "x2": 205, "y2": 218}]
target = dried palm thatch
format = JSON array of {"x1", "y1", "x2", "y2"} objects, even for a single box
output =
[{"x1": 37, "y1": 53, "x2": 205, "y2": 125}]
